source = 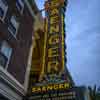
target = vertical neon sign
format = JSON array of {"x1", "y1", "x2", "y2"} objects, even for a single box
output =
[{"x1": 41, "y1": 0, "x2": 67, "y2": 83}]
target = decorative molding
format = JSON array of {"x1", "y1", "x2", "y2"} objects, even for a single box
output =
[
  {"x1": 0, "y1": 81, "x2": 22, "y2": 100},
  {"x1": 24, "y1": 42, "x2": 34, "y2": 91},
  {"x1": 0, "y1": 67, "x2": 26, "y2": 96}
]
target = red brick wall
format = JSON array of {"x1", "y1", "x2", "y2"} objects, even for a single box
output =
[
  {"x1": 7, "y1": 5, "x2": 34, "y2": 85},
  {"x1": 0, "y1": 0, "x2": 34, "y2": 85}
]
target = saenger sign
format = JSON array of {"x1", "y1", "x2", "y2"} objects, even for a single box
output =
[{"x1": 42, "y1": 0, "x2": 65, "y2": 79}]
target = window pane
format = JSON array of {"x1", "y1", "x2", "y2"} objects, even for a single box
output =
[
  {"x1": 0, "y1": 7, "x2": 4, "y2": 18},
  {"x1": 8, "y1": 16, "x2": 19, "y2": 36},
  {"x1": 1, "y1": 0, "x2": 8, "y2": 6},
  {"x1": 1, "y1": 42, "x2": 12, "y2": 59},
  {"x1": 17, "y1": 0, "x2": 24, "y2": 7},
  {"x1": 11, "y1": 16, "x2": 19, "y2": 28},
  {"x1": 8, "y1": 22, "x2": 16, "y2": 35},
  {"x1": 16, "y1": 0, "x2": 22, "y2": 11},
  {"x1": 0, "y1": 0, "x2": 8, "y2": 20},
  {"x1": 0, "y1": 0, "x2": 8, "y2": 9},
  {"x1": 16, "y1": 0, "x2": 24, "y2": 12},
  {"x1": 0, "y1": 52, "x2": 7, "y2": 68}
]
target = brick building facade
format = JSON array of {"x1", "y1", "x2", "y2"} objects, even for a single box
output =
[{"x1": 0, "y1": 0, "x2": 39, "y2": 100}]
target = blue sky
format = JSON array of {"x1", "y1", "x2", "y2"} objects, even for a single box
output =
[{"x1": 35, "y1": 0, "x2": 100, "y2": 87}]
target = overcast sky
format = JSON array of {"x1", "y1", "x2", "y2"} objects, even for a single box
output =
[{"x1": 35, "y1": 0, "x2": 100, "y2": 87}]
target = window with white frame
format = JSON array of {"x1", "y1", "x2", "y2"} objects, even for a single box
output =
[
  {"x1": 0, "y1": 41, "x2": 12, "y2": 69},
  {"x1": 16, "y1": 0, "x2": 24, "y2": 14},
  {"x1": 8, "y1": 16, "x2": 19, "y2": 36},
  {"x1": 0, "y1": 0, "x2": 8, "y2": 21}
]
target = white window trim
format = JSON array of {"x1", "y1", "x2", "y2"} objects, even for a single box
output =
[
  {"x1": 16, "y1": 0, "x2": 24, "y2": 14},
  {"x1": 5, "y1": 51, "x2": 12, "y2": 70},
  {"x1": 24, "y1": 39, "x2": 34, "y2": 91},
  {"x1": 8, "y1": 16, "x2": 19, "y2": 38},
  {"x1": 0, "y1": 0, "x2": 8, "y2": 22}
]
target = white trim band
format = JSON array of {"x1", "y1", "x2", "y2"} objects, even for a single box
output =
[{"x1": 0, "y1": 66, "x2": 26, "y2": 96}]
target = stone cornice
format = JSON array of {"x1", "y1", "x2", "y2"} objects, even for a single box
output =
[{"x1": 0, "y1": 67, "x2": 26, "y2": 96}]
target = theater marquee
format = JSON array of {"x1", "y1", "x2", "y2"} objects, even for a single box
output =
[{"x1": 26, "y1": 1, "x2": 87, "y2": 100}]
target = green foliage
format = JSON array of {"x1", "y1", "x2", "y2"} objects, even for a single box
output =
[
  {"x1": 96, "y1": 93, "x2": 100, "y2": 100},
  {"x1": 88, "y1": 85, "x2": 100, "y2": 100}
]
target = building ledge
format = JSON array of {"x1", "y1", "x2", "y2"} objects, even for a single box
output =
[{"x1": 0, "y1": 66, "x2": 26, "y2": 99}]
